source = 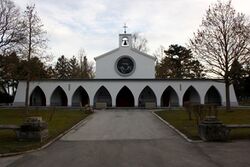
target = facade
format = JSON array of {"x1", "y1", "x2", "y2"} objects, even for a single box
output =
[{"x1": 13, "y1": 32, "x2": 238, "y2": 107}]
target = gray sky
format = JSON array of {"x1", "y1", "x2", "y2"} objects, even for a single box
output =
[{"x1": 13, "y1": 0, "x2": 250, "y2": 63}]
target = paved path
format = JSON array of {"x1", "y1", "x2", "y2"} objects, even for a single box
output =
[
  {"x1": 61, "y1": 110, "x2": 175, "y2": 141},
  {"x1": 1, "y1": 110, "x2": 250, "y2": 167}
]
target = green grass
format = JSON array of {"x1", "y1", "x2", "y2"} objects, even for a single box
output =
[
  {"x1": 155, "y1": 108, "x2": 250, "y2": 140},
  {"x1": 0, "y1": 108, "x2": 90, "y2": 154}
]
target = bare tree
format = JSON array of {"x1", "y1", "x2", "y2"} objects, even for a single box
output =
[
  {"x1": 132, "y1": 32, "x2": 149, "y2": 53},
  {"x1": 153, "y1": 45, "x2": 166, "y2": 63},
  {"x1": 21, "y1": 4, "x2": 47, "y2": 112},
  {"x1": 78, "y1": 48, "x2": 95, "y2": 78},
  {"x1": 0, "y1": 0, "x2": 23, "y2": 54},
  {"x1": 190, "y1": 0, "x2": 250, "y2": 110}
]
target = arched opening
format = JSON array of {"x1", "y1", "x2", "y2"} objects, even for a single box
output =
[
  {"x1": 161, "y1": 86, "x2": 179, "y2": 107},
  {"x1": 116, "y1": 86, "x2": 134, "y2": 107},
  {"x1": 50, "y1": 86, "x2": 68, "y2": 106},
  {"x1": 205, "y1": 86, "x2": 222, "y2": 106},
  {"x1": 30, "y1": 86, "x2": 46, "y2": 106},
  {"x1": 94, "y1": 86, "x2": 112, "y2": 107},
  {"x1": 72, "y1": 86, "x2": 89, "y2": 107},
  {"x1": 138, "y1": 86, "x2": 157, "y2": 107},
  {"x1": 183, "y1": 86, "x2": 201, "y2": 106}
]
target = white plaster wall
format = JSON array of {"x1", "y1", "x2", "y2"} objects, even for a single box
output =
[
  {"x1": 95, "y1": 47, "x2": 155, "y2": 79},
  {"x1": 13, "y1": 80, "x2": 238, "y2": 107}
]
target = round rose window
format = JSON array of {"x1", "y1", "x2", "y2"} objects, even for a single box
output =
[{"x1": 115, "y1": 56, "x2": 135, "y2": 76}]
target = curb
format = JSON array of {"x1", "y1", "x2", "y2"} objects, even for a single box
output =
[
  {"x1": 152, "y1": 111, "x2": 203, "y2": 143},
  {"x1": 0, "y1": 113, "x2": 93, "y2": 157}
]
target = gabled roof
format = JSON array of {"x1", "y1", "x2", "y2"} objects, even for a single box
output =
[
  {"x1": 131, "y1": 48, "x2": 156, "y2": 60},
  {"x1": 94, "y1": 47, "x2": 157, "y2": 61},
  {"x1": 94, "y1": 48, "x2": 119, "y2": 60}
]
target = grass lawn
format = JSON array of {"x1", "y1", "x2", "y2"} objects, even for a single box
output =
[
  {"x1": 155, "y1": 108, "x2": 250, "y2": 140},
  {"x1": 0, "y1": 108, "x2": 90, "y2": 154}
]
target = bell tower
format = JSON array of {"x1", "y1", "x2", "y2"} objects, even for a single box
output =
[{"x1": 119, "y1": 24, "x2": 132, "y2": 48}]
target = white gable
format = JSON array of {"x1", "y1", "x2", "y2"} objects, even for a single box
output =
[{"x1": 95, "y1": 33, "x2": 156, "y2": 79}]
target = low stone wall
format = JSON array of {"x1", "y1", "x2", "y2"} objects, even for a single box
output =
[
  {"x1": 17, "y1": 117, "x2": 49, "y2": 142},
  {"x1": 198, "y1": 116, "x2": 230, "y2": 141}
]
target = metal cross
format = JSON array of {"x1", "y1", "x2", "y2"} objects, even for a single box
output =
[{"x1": 123, "y1": 23, "x2": 128, "y2": 34}]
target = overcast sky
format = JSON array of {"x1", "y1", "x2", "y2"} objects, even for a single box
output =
[{"x1": 13, "y1": 0, "x2": 250, "y2": 64}]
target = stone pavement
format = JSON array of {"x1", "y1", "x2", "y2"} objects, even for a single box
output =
[{"x1": 1, "y1": 110, "x2": 250, "y2": 167}]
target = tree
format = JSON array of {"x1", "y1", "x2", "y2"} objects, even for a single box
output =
[
  {"x1": 0, "y1": 52, "x2": 19, "y2": 97},
  {"x1": 18, "y1": 57, "x2": 50, "y2": 80},
  {"x1": 78, "y1": 49, "x2": 94, "y2": 79},
  {"x1": 69, "y1": 56, "x2": 81, "y2": 78},
  {"x1": 0, "y1": 52, "x2": 49, "y2": 101},
  {"x1": 132, "y1": 32, "x2": 149, "y2": 53},
  {"x1": 0, "y1": 0, "x2": 24, "y2": 54},
  {"x1": 229, "y1": 59, "x2": 249, "y2": 101},
  {"x1": 190, "y1": 0, "x2": 250, "y2": 110},
  {"x1": 153, "y1": 45, "x2": 166, "y2": 63},
  {"x1": 21, "y1": 4, "x2": 47, "y2": 112},
  {"x1": 156, "y1": 44, "x2": 205, "y2": 79},
  {"x1": 54, "y1": 55, "x2": 70, "y2": 79}
]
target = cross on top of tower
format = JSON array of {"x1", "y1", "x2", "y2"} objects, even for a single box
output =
[{"x1": 123, "y1": 23, "x2": 128, "y2": 34}]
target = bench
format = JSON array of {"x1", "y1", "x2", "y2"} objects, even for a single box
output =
[
  {"x1": 226, "y1": 124, "x2": 250, "y2": 131},
  {"x1": 225, "y1": 124, "x2": 250, "y2": 138},
  {"x1": 0, "y1": 118, "x2": 49, "y2": 142},
  {"x1": 0, "y1": 125, "x2": 20, "y2": 136},
  {"x1": 95, "y1": 102, "x2": 107, "y2": 109},
  {"x1": 145, "y1": 102, "x2": 156, "y2": 109}
]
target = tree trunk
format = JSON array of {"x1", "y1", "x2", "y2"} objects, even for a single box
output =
[
  {"x1": 25, "y1": 73, "x2": 30, "y2": 113},
  {"x1": 225, "y1": 79, "x2": 231, "y2": 111},
  {"x1": 25, "y1": 10, "x2": 32, "y2": 114}
]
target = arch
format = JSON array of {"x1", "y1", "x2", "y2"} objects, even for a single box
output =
[
  {"x1": 30, "y1": 86, "x2": 46, "y2": 106},
  {"x1": 94, "y1": 86, "x2": 112, "y2": 107},
  {"x1": 50, "y1": 86, "x2": 68, "y2": 106},
  {"x1": 72, "y1": 86, "x2": 89, "y2": 107},
  {"x1": 161, "y1": 86, "x2": 179, "y2": 107},
  {"x1": 205, "y1": 86, "x2": 222, "y2": 106},
  {"x1": 183, "y1": 86, "x2": 201, "y2": 106},
  {"x1": 138, "y1": 86, "x2": 157, "y2": 107},
  {"x1": 116, "y1": 86, "x2": 134, "y2": 107}
]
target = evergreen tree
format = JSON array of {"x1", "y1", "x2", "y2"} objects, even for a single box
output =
[
  {"x1": 69, "y1": 56, "x2": 81, "y2": 78},
  {"x1": 54, "y1": 55, "x2": 70, "y2": 79},
  {"x1": 156, "y1": 44, "x2": 205, "y2": 79},
  {"x1": 0, "y1": 52, "x2": 19, "y2": 96}
]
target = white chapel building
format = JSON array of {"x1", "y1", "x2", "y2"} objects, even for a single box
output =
[{"x1": 13, "y1": 32, "x2": 238, "y2": 108}]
